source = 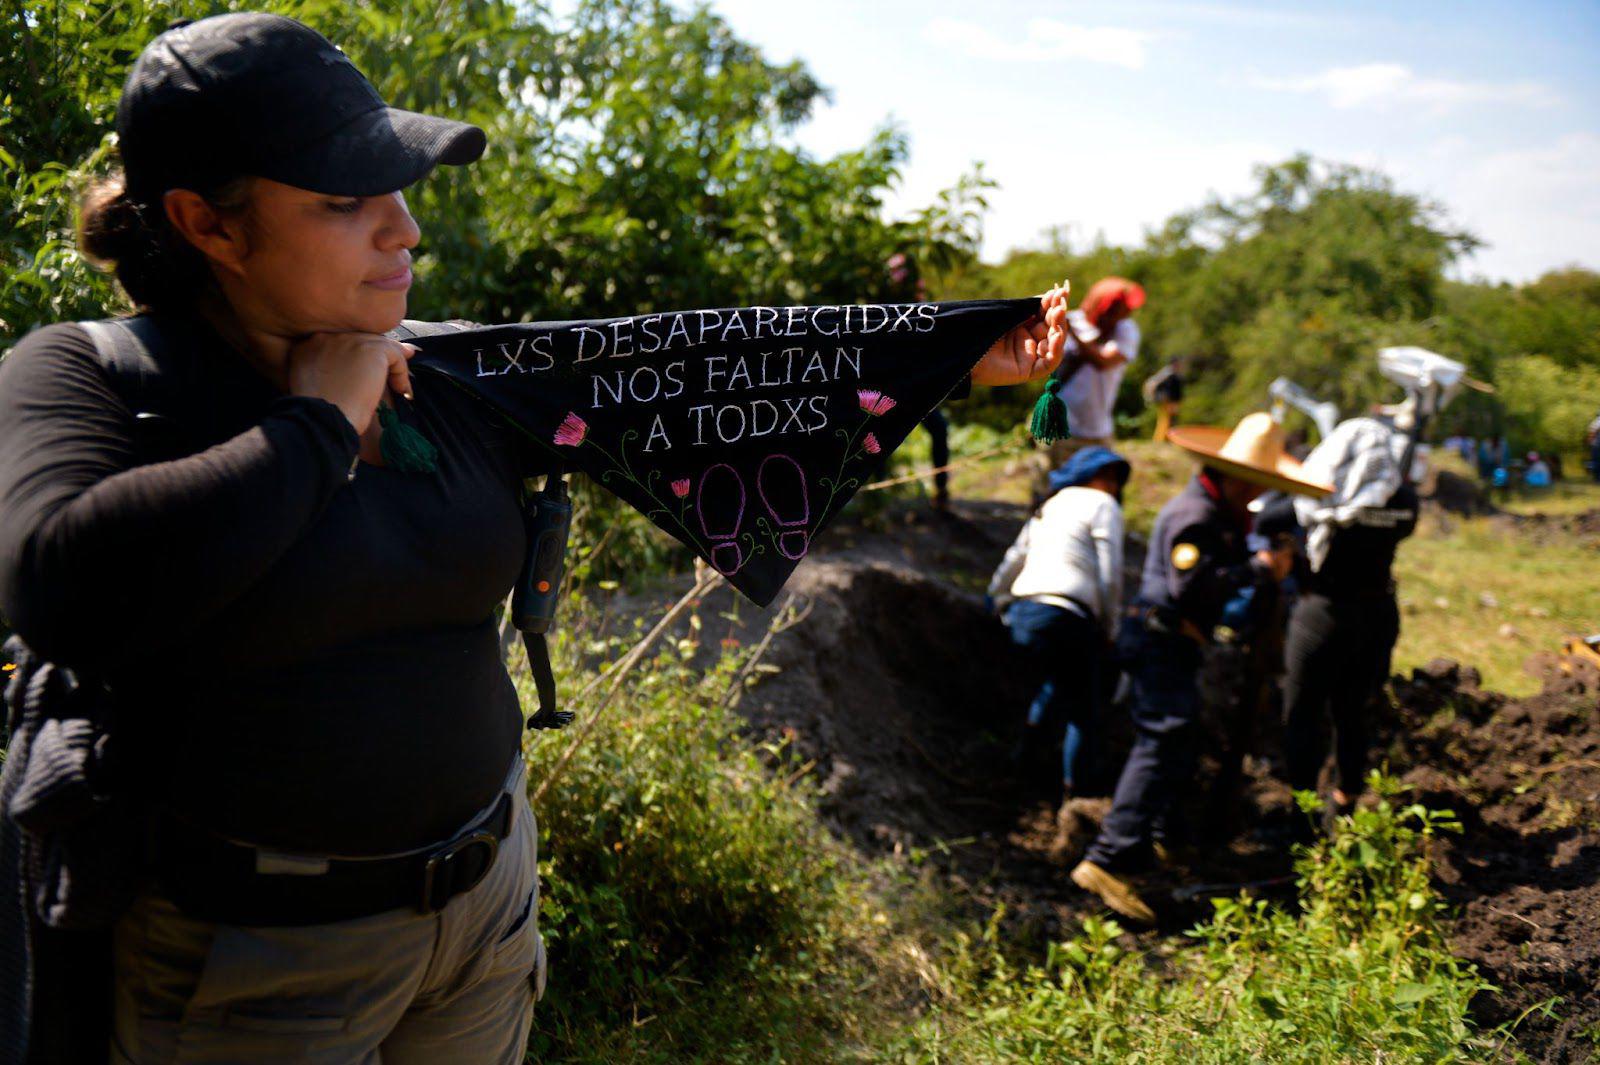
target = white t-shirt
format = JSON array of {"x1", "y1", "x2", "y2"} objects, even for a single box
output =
[
  {"x1": 987, "y1": 486, "x2": 1124, "y2": 639},
  {"x1": 1060, "y1": 310, "x2": 1140, "y2": 441}
]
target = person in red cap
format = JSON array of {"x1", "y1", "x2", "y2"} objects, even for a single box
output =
[
  {"x1": 1034, "y1": 277, "x2": 1145, "y2": 497},
  {"x1": 1059, "y1": 277, "x2": 1145, "y2": 443}
]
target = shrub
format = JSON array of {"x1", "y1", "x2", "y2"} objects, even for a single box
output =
[
  {"x1": 889, "y1": 773, "x2": 1500, "y2": 1063},
  {"x1": 518, "y1": 595, "x2": 845, "y2": 1056}
]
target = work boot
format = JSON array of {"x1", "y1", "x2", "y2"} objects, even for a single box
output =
[{"x1": 1070, "y1": 859, "x2": 1157, "y2": 925}]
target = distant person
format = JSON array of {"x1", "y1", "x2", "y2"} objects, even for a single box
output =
[
  {"x1": 989, "y1": 447, "x2": 1130, "y2": 811},
  {"x1": 1055, "y1": 277, "x2": 1144, "y2": 446},
  {"x1": 1486, "y1": 436, "x2": 1509, "y2": 481},
  {"x1": 1141, "y1": 357, "x2": 1185, "y2": 440},
  {"x1": 1524, "y1": 452, "x2": 1552, "y2": 488},
  {"x1": 885, "y1": 252, "x2": 952, "y2": 510},
  {"x1": 1588, "y1": 409, "x2": 1600, "y2": 482},
  {"x1": 1033, "y1": 277, "x2": 1144, "y2": 501}
]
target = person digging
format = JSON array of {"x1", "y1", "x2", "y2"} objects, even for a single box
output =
[{"x1": 1070, "y1": 412, "x2": 1332, "y2": 925}]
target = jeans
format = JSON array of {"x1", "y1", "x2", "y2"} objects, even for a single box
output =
[
  {"x1": 1085, "y1": 625, "x2": 1202, "y2": 871},
  {"x1": 1282, "y1": 591, "x2": 1400, "y2": 796},
  {"x1": 1007, "y1": 599, "x2": 1104, "y2": 790}
]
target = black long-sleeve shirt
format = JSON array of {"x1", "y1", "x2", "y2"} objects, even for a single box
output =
[
  {"x1": 0, "y1": 312, "x2": 546, "y2": 853},
  {"x1": 1306, "y1": 482, "x2": 1418, "y2": 597}
]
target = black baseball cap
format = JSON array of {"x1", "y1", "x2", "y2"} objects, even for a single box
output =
[{"x1": 116, "y1": 12, "x2": 487, "y2": 206}]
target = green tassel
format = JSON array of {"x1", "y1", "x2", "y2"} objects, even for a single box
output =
[
  {"x1": 377, "y1": 402, "x2": 439, "y2": 474},
  {"x1": 1028, "y1": 380, "x2": 1071, "y2": 444}
]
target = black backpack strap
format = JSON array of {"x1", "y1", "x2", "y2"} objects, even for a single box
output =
[
  {"x1": 77, "y1": 316, "x2": 193, "y2": 462},
  {"x1": 520, "y1": 632, "x2": 570, "y2": 730},
  {"x1": 514, "y1": 459, "x2": 573, "y2": 731},
  {"x1": 77, "y1": 318, "x2": 163, "y2": 400}
]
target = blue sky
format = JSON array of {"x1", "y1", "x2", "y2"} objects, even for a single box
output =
[{"x1": 699, "y1": 0, "x2": 1600, "y2": 282}]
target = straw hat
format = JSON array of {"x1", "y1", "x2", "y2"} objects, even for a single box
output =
[{"x1": 1166, "y1": 412, "x2": 1333, "y2": 498}]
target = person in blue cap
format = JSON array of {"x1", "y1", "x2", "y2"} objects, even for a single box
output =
[{"x1": 989, "y1": 446, "x2": 1131, "y2": 815}]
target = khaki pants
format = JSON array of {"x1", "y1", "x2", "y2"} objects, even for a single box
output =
[{"x1": 111, "y1": 760, "x2": 545, "y2": 1064}]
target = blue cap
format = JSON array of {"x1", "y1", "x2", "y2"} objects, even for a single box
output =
[{"x1": 1048, "y1": 446, "x2": 1131, "y2": 493}]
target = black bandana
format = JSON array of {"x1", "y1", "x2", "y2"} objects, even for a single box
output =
[{"x1": 409, "y1": 298, "x2": 1039, "y2": 605}]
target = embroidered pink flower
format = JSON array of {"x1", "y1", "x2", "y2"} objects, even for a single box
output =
[
  {"x1": 857, "y1": 389, "x2": 896, "y2": 416},
  {"x1": 553, "y1": 412, "x2": 588, "y2": 447},
  {"x1": 671, "y1": 478, "x2": 691, "y2": 499},
  {"x1": 862, "y1": 432, "x2": 881, "y2": 455}
]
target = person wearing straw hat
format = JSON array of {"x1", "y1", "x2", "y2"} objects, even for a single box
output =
[{"x1": 1070, "y1": 413, "x2": 1331, "y2": 924}]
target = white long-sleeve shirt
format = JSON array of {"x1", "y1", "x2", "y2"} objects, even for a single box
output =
[
  {"x1": 988, "y1": 486, "x2": 1124, "y2": 639},
  {"x1": 1060, "y1": 311, "x2": 1140, "y2": 441}
]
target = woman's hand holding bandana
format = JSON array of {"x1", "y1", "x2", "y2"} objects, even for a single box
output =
[
  {"x1": 405, "y1": 293, "x2": 1066, "y2": 605},
  {"x1": 970, "y1": 284, "x2": 1071, "y2": 386}
]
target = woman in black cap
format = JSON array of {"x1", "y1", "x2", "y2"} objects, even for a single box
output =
[{"x1": 0, "y1": 13, "x2": 1067, "y2": 1062}]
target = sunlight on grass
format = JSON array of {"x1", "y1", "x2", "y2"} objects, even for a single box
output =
[
  {"x1": 1495, "y1": 478, "x2": 1600, "y2": 518},
  {"x1": 1392, "y1": 513, "x2": 1598, "y2": 696}
]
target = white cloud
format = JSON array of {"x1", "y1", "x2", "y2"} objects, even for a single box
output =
[
  {"x1": 923, "y1": 16, "x2": 1151, "y2": 71},
  {"x1": 1433, "y1": 132, "x2": 1600, "y2": 281},
  {"x1": 1254, "y1": 63, "x2": 1560, "y2": 112}
]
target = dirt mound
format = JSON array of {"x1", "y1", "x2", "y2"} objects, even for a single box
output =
[
  {"x1": 1422, "y1": 467, "x2": 1497, "y2": 516},
  {"x1": 1504, "y1": 507, "x2": 1600, "y2": 549},
  {"x1": 1382, "y1": 659, "x2": 1600, "y2": 1061},
  {"x1": 718, "y1": 503, "x2": 1300, "y2": 942}
]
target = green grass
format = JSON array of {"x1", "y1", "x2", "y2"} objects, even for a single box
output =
[
  {"x1": 1392, "y1": 513, "x2": 1597, "y2": 696},
  {"x1": 1495, "y1": 477, "x2": 1600, "y2": 517},
  {"x1": 883, "y1": 778, "x2": 1502, "y2": 1063}
]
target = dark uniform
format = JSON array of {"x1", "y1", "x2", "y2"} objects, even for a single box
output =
[
  {"x1": 1084, "y1": 472, "x2": 1278, "y2": 871},
  {"x1": 1282, "y1": 482, "x2": 1418, "y2": 799}
]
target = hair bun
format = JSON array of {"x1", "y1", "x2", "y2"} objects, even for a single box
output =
[{"x1": 78, "y1": 175, "x2": 151, "y2": 266}]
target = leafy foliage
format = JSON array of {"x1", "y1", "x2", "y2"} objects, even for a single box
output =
[
  {"x1": 517, "y1": 596, "x2": 853, "y2": 1059},
  {"x1": 887, "y1": 774, "x2": 1498, "y2": 1063},
  {"x1": 2, "y1": 0, "x2": 983, "y2": 347}
]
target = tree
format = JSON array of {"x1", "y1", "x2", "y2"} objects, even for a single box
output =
[
  {"x1": 938, "y1": 156, "x2": 1516, "y2": 440},
  {"x1": 1, "y1": 0, "x2": 984, "y2": 346}
]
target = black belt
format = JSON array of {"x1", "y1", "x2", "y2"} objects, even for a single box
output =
[{"x1": 151, "y1": 788, "x2": 517, "y2": 927}]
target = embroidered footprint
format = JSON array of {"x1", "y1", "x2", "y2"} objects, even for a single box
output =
[
  {"x1": 757, "y1": 454, "x2": 810, "y2": 560},
  {"x1": 696, "y1": 463, "x2": 747, "y2": 575}
]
